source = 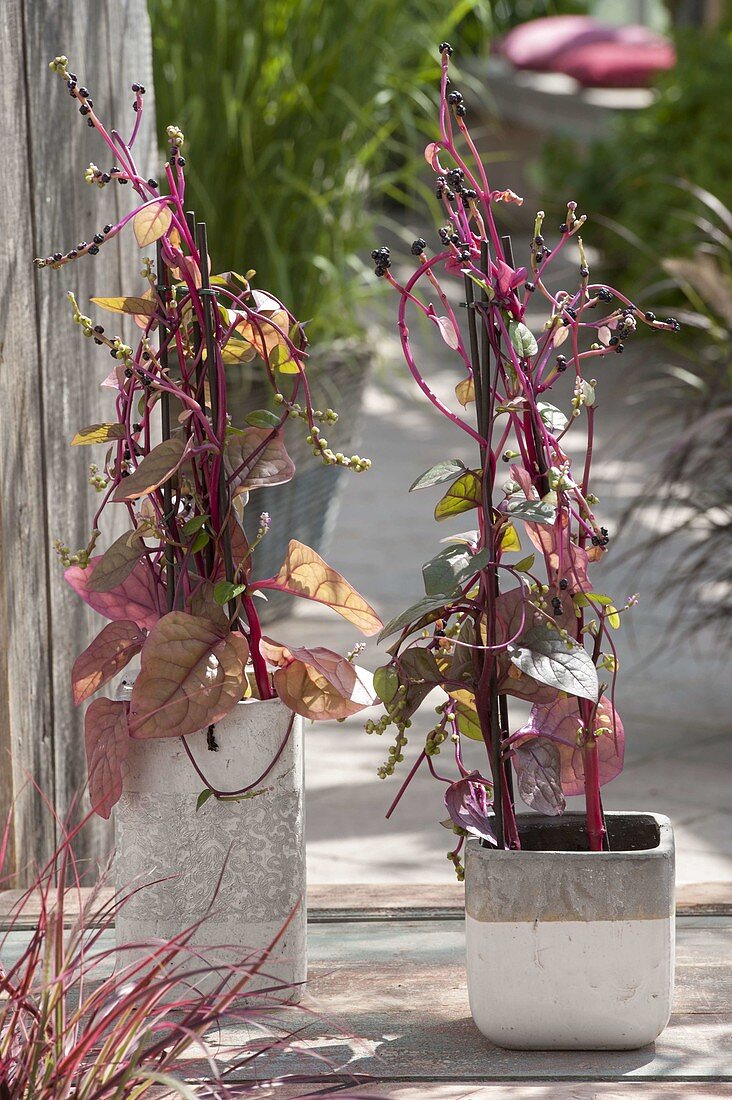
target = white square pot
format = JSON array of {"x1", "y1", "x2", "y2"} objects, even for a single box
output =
[
  {"x1": 114, "y1": 697, "x2": 305, "y2": 998},
  {"x1": 465, "y1": 812, "x2": 675, "y2": 1049}
]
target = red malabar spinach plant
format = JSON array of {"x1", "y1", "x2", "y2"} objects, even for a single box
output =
[
  {"x1": 37, "y1": 58, "x2": 381, "y2": 820},
  {"x1": 367, "y1": 43, "x2": 680, "y2": 869}
]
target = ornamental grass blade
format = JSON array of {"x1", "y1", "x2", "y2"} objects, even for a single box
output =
[
  {"x1": 129, "y1": 612, "x2": 250, "y2": 739},
  {"x1": 72, "y1": 620, "x2": 145, "y2": 705},
  {"x1": 224, "y1": 426, "x2": 295, "y2": 494},
  {"x1": 84, "y1": 698, "x2": 130, "y2": 818},
  {"x1": 256, "y1": 540, "x2": 382, "y2": 635},
  {"x1": 113, "y1": 438, "x2": 186, "y2": 502}
]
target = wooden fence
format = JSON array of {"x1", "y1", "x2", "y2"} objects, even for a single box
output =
[{"x1": 0, "y1": 0, "x2": 155, "y2": 881}]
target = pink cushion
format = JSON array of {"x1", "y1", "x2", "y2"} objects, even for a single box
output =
[
  {"x1": 553, "y1": 40, "x2": 676, "y2": 87},
  {"x1": 500, "y1": 16, "x2": 612, "y2": 70},
  {"x1": 500, "y1": 15, "x2": 673, "y2": 82}
]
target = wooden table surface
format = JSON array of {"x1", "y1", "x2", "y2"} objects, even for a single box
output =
[{"x1": 2, "y1": 884, "x2": 731, "y2": 1097}]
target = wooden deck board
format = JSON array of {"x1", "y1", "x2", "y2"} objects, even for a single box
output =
[{"x1": 1, "y1": 881, "x2": 730, "y2": 925}]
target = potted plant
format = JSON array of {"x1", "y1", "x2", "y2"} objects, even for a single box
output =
[
  {"x1": 369, "y1": 42, "x2": 679, "y2": 1050},
  {"x1": 37, "y1": 57, "x2": 381, "y2": 992}
]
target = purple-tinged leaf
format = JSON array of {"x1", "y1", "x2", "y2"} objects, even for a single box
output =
[
  {"x1": 85, "y1": 698, "x2": 129, "y2": 819},
  {"x1": 444, "y1": 771, "x2": 497, "y2": 844},
  {"x1": 509, "y1": 624, "x2": 599, "y2": 702},
  {"x1": 224, "y1": 426, "x2": 295, "y2": 494},
  {"x1": 65, "y1": 557, "x2": 165, "y2": 631},
  {"x1": 494, "y1": 259, "x2": 527, "y2": 297},
  {"x1": 129, "y1": 612, "x2": 250, "y2": 739},
  {"x1": 112, "y1": 438, "x2": 186, "y2": 502},
  {"x1": 513, "y1": 739, "x2": 566, "y2": 815},
  {"x1": 430, "y1": 312, "x2": 459, "y2": 350},
  {"x1": 72, "y1": 620, "x2": 145, "y2": 705},
  {"x1": 273, "y1": 645, "x2": 375, "y2": 721},
  {"x1": 87, "y1": 528, "x2": 148, "y2": 593},
  {"x1": 514, "y1": 694, "x2": 625, "y2": 796}
]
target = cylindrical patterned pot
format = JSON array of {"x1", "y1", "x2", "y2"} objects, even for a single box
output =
[
  {"x1": 465, "y1": 812, "x2": 675, "y2": 1050},
  {"x1": 114, "y1": 697, "x2": 305, "y2": 997}
]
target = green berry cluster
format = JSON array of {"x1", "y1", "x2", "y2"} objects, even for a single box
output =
[
  {"x1": 447, "y1": 848, "x2": 465, "y2": 882},
  {"x1": 426, "y1": 703, "x2": 449, "y2": 756},
  {"x1": 88, "y1": 463, "x2": 109, "y2": 492},
  {"x1": 49, "y1": 56, "x2": 69, "y2": 74},
  {"x1": 305, "y1": 425, "x2": 372, "y2": 472},
  {"x1": 364, "y1": 711, "x2": 393, "y2": 735},
  {"x1": 166, "y1": 124, "x2": 185, "y2": 149},
  {"x1": 377, "y1": 727, "x2": 408, "y2": 779},
  {"x1": 53, "y1": 539, "x2": 90, "y2": 568}
]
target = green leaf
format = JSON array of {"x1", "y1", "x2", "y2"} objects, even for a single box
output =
[
  {"x1": 440, "y1": 530, "x2": 479, "y2": 546},
  {"x1": 245, "y1": 409, "x2": 281, "y2": 428},
  {"x1": 509, "y1": 625, "x2": 599, "y2": 702},
  {"x1": 378, "y1": 593, "x2": 455, "y2": 642},
  {"x1": 222, "y1": 331, "x2": 256, "y2": 364},
  {"x1": 500, "y1": 523, "x2": 521, "y2": 552},
  {"x1": 181, "y1": 514, "x2": 209, "y2": 536},
  {"x1": 90, "y1": 296, "x2": 156, "y2": 318},
  {"x1": 508, "y1": 320, "x2": 538, "y2": 358},
  {"x1": 409, "y1": 459, "x2": 466, "y2": 492},
  {"x1": 213, "y1": 580, "x2": 247, "y2": 605},
  {"x1": 464, "y1": 272, "x2": 494, "y2": 299},
  {"x1": 514, "y1": 553, "x2": 536, "y2": 573},
  {"x1": 422, "y1": 545, "x2": 489, "y2": 597},
  {"x1": 196, "y1": 788, "x2": 213, "y2": 812},
  {"x1": 434, "y1": 471, "x2": 482, "y2": 521},
  {"x1": 538, "y1": 401, "x2": 569, "y2": 434},
  {"x1": 450, "y1": 690, "x2": 483, "y2": 740},
  {"x1": 71, "y1": 423, "x2": 126, "y2": 446},
  {"x1": 607, "y1": 605, "x2": 620, "y2": 629},
  {"x1": 190, "y1": 529, "x2": 211, "y2": 554},
  {"x1": 374, "y1": 665, "x2": 399, "y2": 705},
  {"x1": 269, "y1": 342, "x2": 298, "y2": 373},
  {"x1": 505, "y1": 498, "x2": 557, "y2": 525}
]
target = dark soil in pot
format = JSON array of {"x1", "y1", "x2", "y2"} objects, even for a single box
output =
[{"x1": 481, "y1": 812, "x2": 662, "y2": 854}]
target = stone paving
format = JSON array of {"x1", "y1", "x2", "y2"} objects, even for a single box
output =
[{"x1": 271, "y1": 246, "x2": 732, "y2": 887}]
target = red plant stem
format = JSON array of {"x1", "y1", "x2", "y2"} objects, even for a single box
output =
[
  {"x1": 385, "y1": 750, "x2": 427, "y2": 819},
  {"x1": 242, "y1": 593, "x2": 274, "y2": 700},
  {"x1": 582, "y1": 729, "x2": 606, "y2": 852}
]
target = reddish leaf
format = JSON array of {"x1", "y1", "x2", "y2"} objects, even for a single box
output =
[
  {"x1": 72, "y1": 620, "x2": 145, "y2": 705},
  {"x1": 254, "y1": 540, "x2": 382, "y2": 636},
  {"x1": 494, "y1": 587, "x2": 558, "y2": 704},
  {"x1": 444, "y1": 771, "x2": 496, "y2": 844},
  {"x1": 429, "y1": 311, "x2": 459, "y2": 351},
  {"x1": 85, "y1": 698, "x2": 129, "y2": 819},
  {"x1": 65, "y1": 557, "x2": 164, "y2": 631},
  {"x1": 274, "y1": 647, "x2": 375, "y2": 721},
  {"x1": 513, "y1": 694, "x2": 625, "y2": 797},
  {"x1": 513, "y1": 739, "x2": 566, "y2": 815},
  {"x1": 128, "y1": 613, "x2": 249, "y2": 739},
  {"x1": 113, "y1": 438, "x2": 186, "y2": 502},
  {"x1": 509, "y1": 464, "x2": 590, "y2": 592},
  {"x1": 424, "y1": 142, "x2": 443, "y2": 170},
  {"x1": 133, "y1": 201, "x2": 172, "y2": 247},
  {"x1": 87, "y1": 529, "x2": 148, "y2": 593},
  {"x1": 224, "y1": 427, "x2": 295, "y2": 495},
  {"x1": 493, "y1": 259, "x2": 527, "y2": 298}
]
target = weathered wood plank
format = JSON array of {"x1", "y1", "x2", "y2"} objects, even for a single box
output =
[
  {"x1": 1, "y1": 883, "x2": 731, "y2": 924},
  {"x1": 0, "y1": 0, "x2": 155, "y2": 881}
]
